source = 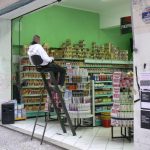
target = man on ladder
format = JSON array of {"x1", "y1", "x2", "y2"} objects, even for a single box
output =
[
  {"x1": 28, "y1": 35, "x2": 66, "y2": 91},
  {"x1": 28, "y1": 35, "x2": 76, "y2": 144}
]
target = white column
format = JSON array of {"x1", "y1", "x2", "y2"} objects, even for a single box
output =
[
  {"x1": 0, "y1": 19, "x2": 11, "y2": 101},
  {"x1": 132, "y1": 0, "x2": 150, "y2": 149}
]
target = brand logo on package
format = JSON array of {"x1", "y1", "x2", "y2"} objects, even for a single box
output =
[{"x1": 142, "y1": 7, "x2": 150, "y2": 24}]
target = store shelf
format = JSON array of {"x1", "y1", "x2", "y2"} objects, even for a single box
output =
[
  {"x1": 89, "y1": 71, "x2": 113, "y2": 74},
  {"x1": 111, "y1": 117, "x2": 133, "y2": 120},
  {"x1": 24, "y1": 102, "x2": 45, "y2": 105},
  {"x1": 55, "y1": 58, "x2": 84, "y2": 61},
  {"x1": 81, "y1": 66, "x2": 132, "y2": 69},
  {"x1": 95, "y1": 110, "x2": 111, "y2": 113},
  {"x1": 22, "y1": 86, "x2": 44, "y2": 89},
  {"x1": 20, "y1": 71, "x2": 38, "y2": 73},
  {"x1": 65, "y1": 82, "x2": 90, "y2": 84},
  {"x1": 95, "y1": 102, "x2": 113, "y2": 106},
  {"x1": 95, "y1": 94, "x2": 112, "y2": 98},
  {"x1": 95, "y1": 86, "x2": 112, "y2": 89},
  {"x1": 94, "y1": 81, "x2": 112, "y2": 83},
  {"x1": 21, "y1": 78, "x2": 43, "y2": 80},
  {"x1": 21, "y1": 64, "x2": 33, "y2": 67},
  {"x1": 26, "y1": 110, "x2": 56, "y2": 118},
  {"x1": 22, "y1": 94, "x2": 47, "y2": 97},
  {"x1": 66, "y1": 89, "x2": 90, "y2": 91},
  {"x1": 85, "y1": 59, "x2": 133, "y2": 65},
  {"x1": 68, "y1": 111, "x2": 93, "y2": 118},
  {"x1": 20, "y1": 56, "x2": 28, "y2": 59},
  {"x1": 26, "y1": 111, "x2": 46, "y2": 117}
]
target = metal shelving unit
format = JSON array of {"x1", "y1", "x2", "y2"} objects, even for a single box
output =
[
  {"x1": 20, "y1": 56, "x2": 47, "y2": 117},
  {"x1": 92, "y1": 79, "x2": 113, "y2": 126}
]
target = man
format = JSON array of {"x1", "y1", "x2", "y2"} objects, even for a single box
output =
[{"x1": 28, "y1": 35, "x2": 66, "y2": 91}]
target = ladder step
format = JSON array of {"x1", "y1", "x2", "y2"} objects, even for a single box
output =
[{"x1": 36, "y1": 124, "x2": 45, "y2": 127}]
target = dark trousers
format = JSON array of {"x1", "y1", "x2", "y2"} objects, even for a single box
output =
[{"x1": 42, "y1": 62, "x2": 66, "y2": 86}]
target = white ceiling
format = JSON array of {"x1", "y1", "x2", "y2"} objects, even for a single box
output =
[
  {"x1": 0, "y1": 0, "x2": 131, "y2": 28},
  {"x1": 59, "y1": 0, "x2": 131, "y2": 13}
]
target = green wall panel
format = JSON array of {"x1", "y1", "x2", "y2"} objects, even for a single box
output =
[
  {"x1": 12, "y1": 6, "x2": 99, "y2": 48},
  {"x1": 12, "y1": 6, "x2": 132, "y2": 57},
  {"x1": 99, "y1": 27, "x2": 132, "y2": 50}
]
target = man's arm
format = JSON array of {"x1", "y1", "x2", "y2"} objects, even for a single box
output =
[{"x1": 38, "y1": 45, "x2": 54, "y2": 63}]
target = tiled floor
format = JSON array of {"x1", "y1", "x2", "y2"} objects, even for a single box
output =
[{"x1": 2, "y1": 118, "x2": 133, "y2": 150}]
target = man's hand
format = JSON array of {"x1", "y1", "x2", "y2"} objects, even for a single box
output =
[{"x1": 49, "y1": 57, "x2": 54, "y2": 62}]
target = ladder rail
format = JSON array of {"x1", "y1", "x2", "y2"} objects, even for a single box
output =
[
  {"x1": 50, "y1": 72, "x2": 76, "y2": 136},
  {"x1": 40, "y1": 72, "x2": 67, "y2": 134},
  {"x1": 31, "y1": 88, "x2": 45, "y2": 141},
  {"x1": 31, "y1": 71, "x2": 76, "y2": 145}
]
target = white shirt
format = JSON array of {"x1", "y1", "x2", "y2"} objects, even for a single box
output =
[{"x1": 28, "y1": 44, "x2": 54, "y2": 66}]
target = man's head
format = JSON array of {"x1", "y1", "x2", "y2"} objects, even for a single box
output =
[{"x1": 31, "y1": 35, "x2": 40, "y2": 44}]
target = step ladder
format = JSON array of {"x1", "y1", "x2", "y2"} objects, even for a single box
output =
[{"x1": 31, "y1": 71, "x2": 76, "y2": 144}]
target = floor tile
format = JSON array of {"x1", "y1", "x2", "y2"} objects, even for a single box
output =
[
  {"x1": 123, "y1": 142, "x2": 134, "y2": 150},
  {"x1": 106, "y1": 148, "x2": 122, "y2": 150},
  {"x1": 2, "y1": 118, "x2": 134, "y2": 150},
  {"x1": 106, "y1": 138, "x2": 123, "y2": 149},
  {"x1": 74, "y1": 142, "x2": 91, "y2": 150}
]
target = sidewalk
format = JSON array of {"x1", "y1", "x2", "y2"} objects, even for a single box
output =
[{"x1": 0, "y1": 125, "x2": 64, "y2": 150}]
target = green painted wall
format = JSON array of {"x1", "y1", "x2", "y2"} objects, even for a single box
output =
[
  {"x1": 12, "y1": 6, "x2": 132, "y2": 53},
  {"x1": 99, "y1": 27, "x2": 132, "y2": 50},
  {"x1": 12, "y1": 6, "x2": 99, "y2": 48}
]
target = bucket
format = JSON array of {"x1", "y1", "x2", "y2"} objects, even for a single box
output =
[{"x1": 102, "y1": 119, "x2": 111, "y2": 128}]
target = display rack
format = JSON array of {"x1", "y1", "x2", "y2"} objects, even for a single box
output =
[
  {"x1": 20, "y1": 55, "x2": 47, "y2": 117},
  {"x1": 92, "y1": 74, "x2": 113, "y2": 127},
  {"x1": 54, "y1": 56, "x2": 133, "y2": 127},
  {"x1": 111, "y1": 72, "x2": 133, "y2": 141},
  {"x1": 64, "y1": 67, "x2": 93, "y2": 127},
  {"x1": 84, "y1": 60, "x2": 133, "y2": 127}
]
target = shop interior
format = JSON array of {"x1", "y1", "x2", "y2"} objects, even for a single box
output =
[{"x1": 9, "y1": 0, "x2": 133, "y2": 149}]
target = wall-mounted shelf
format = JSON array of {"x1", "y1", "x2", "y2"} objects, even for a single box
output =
[{"x1": 84, "y1": 59, "x2": 133, "y2": 65}]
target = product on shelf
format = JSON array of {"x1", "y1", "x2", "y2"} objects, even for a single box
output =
[
  {"x1": 18, "y1": 42, "x2": 133, "y2": 122},
  {"x1": 92, "y1": 73, "x2": 114, "y2": 127},
  {"x1": 64, "y1": 66, "x2": 93, "y2": 126},
  {"x1": 14, "y1": 101, "x2": 26, "y2": 121},
  {"x1": 20, "y1": 55, "x2": 47, "y2": 117}
]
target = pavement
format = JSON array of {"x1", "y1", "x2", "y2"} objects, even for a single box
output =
[{"x1": 0, "y1": 125, "x2": 65, "y2": 150}]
